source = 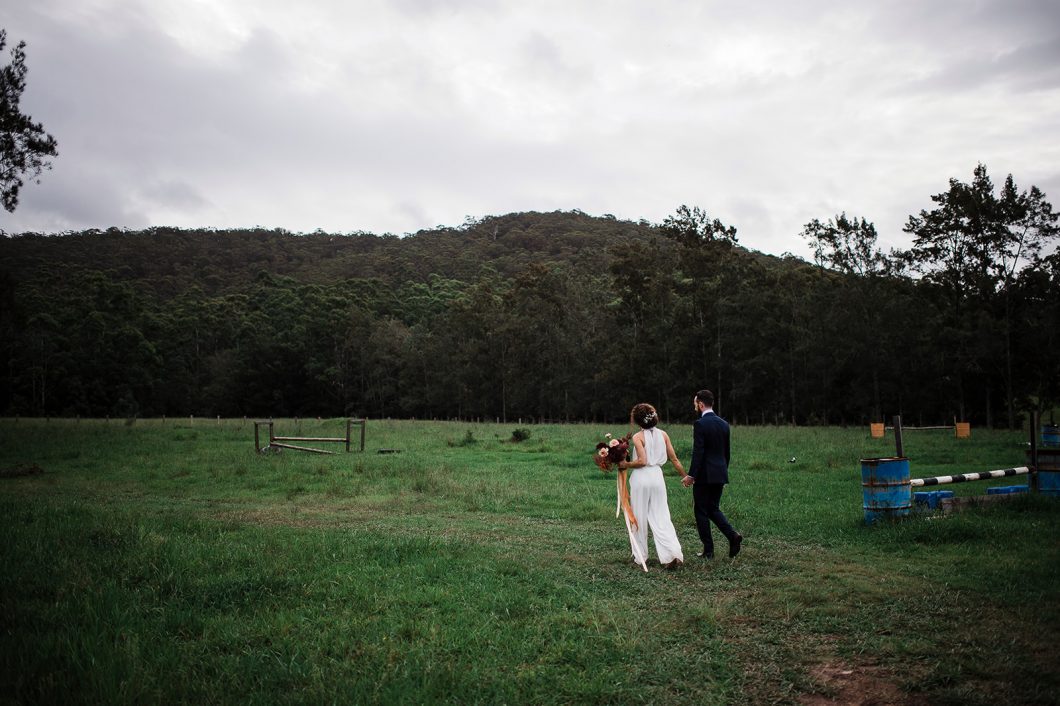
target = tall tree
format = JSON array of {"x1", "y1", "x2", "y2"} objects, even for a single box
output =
[
  {"x1": 1015, "y1": 252, "x2": 1060, "y2": 419},
  {"x1": 660, "y1": 204, "x2": 738, "y2": 246},
  {"x1": 659, "y1": 205, "x2": 739, "y2": 409},
  {"x1": 903, "y1": 164, "x2": 1058, "y2": 427},
  {"x1": 802, "y1": 213, "x2": 893, "y2": 420},
  {"x1": 992, "y1": 175, "x2": 1059, "y2": 427},
  {"x1": 0, "y1": 30, "x2": 58, "y2": 213},
  {"x1": 802, "y1": 213, "x2": 887, "y2": 276}
]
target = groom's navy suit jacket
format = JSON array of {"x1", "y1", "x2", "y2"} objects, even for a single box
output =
[{"x1": 690, "y1": 411, "x2": 730, "y2": 485}]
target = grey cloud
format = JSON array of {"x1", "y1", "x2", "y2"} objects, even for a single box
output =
[
  {"x1": 519, "y1": 31, "x2": 580, "y2": 82},
  {"x1": 232, "y1": 28, "x2": 299, "y2": 79},
  {"x1": 1, "y1": 0, "x2": 1057, "y2": 263},
  {"x1": 902, "y1": 37, "x2": 1060, "y2": 95},
  {"x1": 139, "y1": 180, "x2": 211, "y2": 211},
  {"x1": 391, "y1": 0, "x2": 499, "y2": 17},
  {"x1": 8, "y1": 163, "x2": 150, "y2": 233},
  {"x1": 395, "y1": 201, "x2": 429, "y2": 230}
]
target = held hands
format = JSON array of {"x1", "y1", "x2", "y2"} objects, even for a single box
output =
[{"x1": 682, "y1": 474, "x2": 695, "y2": 488}]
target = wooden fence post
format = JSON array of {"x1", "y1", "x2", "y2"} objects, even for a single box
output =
[
  {"x1": 893, "y1": 415, "x2": 904, "y2": 458},
  {"x1": 1030, "y1": 410, "x2": 1039, "y2": 492}
]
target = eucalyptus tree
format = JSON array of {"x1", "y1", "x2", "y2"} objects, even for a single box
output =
[
  {"x1": 903, "y1": 164, "x2": 1058, "y2": 426},
  {"x1": 659, "y1": 205, "x2": 740, "y2": 410},
  {"x1": 433, "y1": 273, "x2": 513, "y2": 421},
  {"x1": 0, "y1": 30, "x2": 57, "y2": 212},
  {"x1": 801, "y1": 213, "x2": 895, "y2": 421},
  {"x1": 1015, "y1": 252, "x2": 1060, "y2": 419},
  {"x1": 991, "y1": 175, "x2": 1059, "y2": 426},
  {"x1": 609, "y1": 235, "x2": 682, "y2": 416}
]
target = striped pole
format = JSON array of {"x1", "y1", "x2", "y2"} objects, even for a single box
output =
[{"x1": 911, "y1": 467, "x2": 1031, "y2": 487}]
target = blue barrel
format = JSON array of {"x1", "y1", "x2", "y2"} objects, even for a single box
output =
[
  {"x1": 1043, "y1": 425, "x2": 1060, "y2": 448},
  {"x1": 862, "y1": 457, "x2": 911, "y2": 524},
  {"x1": 1030, "y1": 448, "x2": 1060, "y2": 497},
  {"x1": 1040, "y1": 473, "x2": 1060, "y2": 496}
]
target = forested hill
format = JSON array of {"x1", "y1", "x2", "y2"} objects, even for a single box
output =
[
  {"x1": 2, "y1": 203, "x2": 1058, "y2": 427},
  {"x1": 2, "y1": 211, "x2": 695, "y2": 296}
]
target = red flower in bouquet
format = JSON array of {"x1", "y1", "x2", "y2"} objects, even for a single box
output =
[{"x1": 593, "y1": 432, "x2": 632, "y2": 472}]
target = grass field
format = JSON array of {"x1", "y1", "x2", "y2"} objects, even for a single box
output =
[{"x1": 1, "y1": 418, "x2": 1057, "y2": 705}]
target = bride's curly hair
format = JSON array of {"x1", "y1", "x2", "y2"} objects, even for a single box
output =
[{"x1": 631, "y1": 403, "x2": 659, "y2": 429}]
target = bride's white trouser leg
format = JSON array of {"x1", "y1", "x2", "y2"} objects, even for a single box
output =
[
  {"x1": 628, "y1": 469, "x2": 652, "y2": 563},
  {"x1": 630, "y1": 467, "x2": 684, "y2": 564},
  {"x1": 647, "y1": 481, "x2": 684, "y2": 564}
]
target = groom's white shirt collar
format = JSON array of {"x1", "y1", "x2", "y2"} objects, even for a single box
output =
[{"x1": 700, "y1": 408, "x2": 713, "y2": 417}]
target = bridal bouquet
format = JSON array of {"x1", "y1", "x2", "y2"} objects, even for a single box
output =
[
  {"x1": 593, "y1": 432, "x2": 632, "y2": 472},
  {"x1": 593, "y1": 429, "x2": 644, "y2": 568}
]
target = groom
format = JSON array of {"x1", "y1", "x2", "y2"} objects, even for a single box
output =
[{"x1": 682, "y1": 389, "x2": 743, "y2": 559}]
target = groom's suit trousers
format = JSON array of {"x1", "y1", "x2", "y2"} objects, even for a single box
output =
[{"x1": 693, "y1": 481, "x2": 737, "y2": 553}]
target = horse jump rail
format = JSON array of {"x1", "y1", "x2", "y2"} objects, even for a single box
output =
[
  {"x1": 272, "y1": 436, "x2": 346, "y2": 443},
  {"x1": 911, "y1": 466, "x2": 1030, "y2": 487},
  {"x1": 254, "y1": 419, "x2": 365, "y2": 454},
  {"x1": 269, "y1": 441, "x2": 335, "y2": 455}
]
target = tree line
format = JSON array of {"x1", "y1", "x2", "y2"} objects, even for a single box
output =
[{"x1": 1, "y1": 165, "x2": 1057, "y2": 427}]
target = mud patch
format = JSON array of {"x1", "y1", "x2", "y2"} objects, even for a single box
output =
[
  {"x1": 0, "y1": 463, "x2": 45, "y2": 478},
  {"x1": 799, "y1": 662, "x2": 926, "y2": 705}
]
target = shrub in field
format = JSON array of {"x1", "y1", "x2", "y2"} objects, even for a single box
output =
[
  {"x1": 448, "y1": 430, "x2": 478, "y2": 447},
  {"x1": 510, "y1": 428, "x2": 532, "y2": 443}
]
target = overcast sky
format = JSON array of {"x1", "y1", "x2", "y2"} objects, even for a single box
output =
[{"x1": 3, "y1": 0, "x2": 1059, "y2": 258}]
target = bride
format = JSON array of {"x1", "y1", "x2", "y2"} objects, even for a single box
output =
[{"x1": 618, "y1": 403, "x2": 688, "y2": 570}]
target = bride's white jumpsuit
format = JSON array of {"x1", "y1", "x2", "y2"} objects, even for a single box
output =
[{"x1": 628, "y1": 428, "x2": 684, "y2": 565}]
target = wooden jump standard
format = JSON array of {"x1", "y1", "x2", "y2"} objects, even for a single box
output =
[{"x1": 255, "y1": 419, "x2": 365, "y2": 454}]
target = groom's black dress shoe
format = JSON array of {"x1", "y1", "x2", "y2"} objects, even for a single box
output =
[
  {"x1": 728, "y1": 534, "x2": 743, "y2": 558},
  {"x1": 697, "y1": 548, "x2": 714, "y2": 559}
]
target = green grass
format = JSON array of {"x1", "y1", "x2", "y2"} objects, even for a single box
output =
[{"x1": 0, "y1": 418, "x2": 1057, "y2": 704}]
